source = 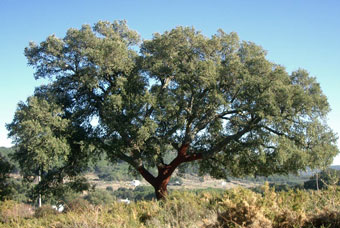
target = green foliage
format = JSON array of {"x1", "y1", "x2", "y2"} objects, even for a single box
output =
[
  {"x1": 93, "y1": 158, "x2": 135, "y2": 181},
  {"x1": 132, "y1": 186, "x2": 155, "y2": 201},
  {"x1": 112, "y1": 187, "x2": 135, "y2": 200},
  {"x1": 239, "y1": 173, "x2": 310, "y2": 188},
  {"x1": 7, "y1": 96, "x2": 93, "y2": 201},
  {"x1": 33, "y1": 175, "x2": 90, "y2": 205},
  {"x1": 169, "y1": 176, "x2": 183, "y2": 185},
  {"x1": 0, "y1": 147, "x2": 19, "y2": 173},
  {"x1": 0, "y1": 155, "x2": 15, "y2": 201},
  {"x1": 112, "y1": 186, "x2": 155, "y2": 201},
  {"x1": 8, "y1": 20, "x2": 339, "y2": 200},
  {"x1": 84, "y1": 189, "x2": 116, "y2": 205},
  {"x1": 304, "y1": 168, "x2": 340, "y2": 190},
  {"x1": 5, "y1": 179, "x2": 32, "y2": 203},
  {"x1": 7, "y1": 96, "x2": 70, "y2": 175},
  {"x1": 0, "y1": 147, "x2": 13, "y2": 157}
]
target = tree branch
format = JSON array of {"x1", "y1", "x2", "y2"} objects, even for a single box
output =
[
  {"x1": 138, "y1": 165, "x2": 156, "y2": 186},
  {"x1": 204, "y1": 117, "x2": 262, "y2": 158}
]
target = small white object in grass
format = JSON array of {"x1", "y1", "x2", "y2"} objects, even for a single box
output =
[
  {"x1": 118, "y1": 198, "x2": 130, "y2": 204},
  {"x1": 131, "y1": 180, "x2": 141, "y2": 187},
  {"x1": 52, "y1": 204, "x2": 64, "y2": 212}
]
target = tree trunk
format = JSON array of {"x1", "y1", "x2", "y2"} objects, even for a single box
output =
[
  {"x1": 38, "y1": 170, "x2": 42, "y2": 207},
  {"x1": 137, "y1": 144, "x2": 203, "y2": 200},
  {"x1": 154, "y1": 176, "x2": 171, "y2": 200}
]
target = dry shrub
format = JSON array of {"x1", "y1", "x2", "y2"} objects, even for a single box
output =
[
  {"x1": 274, "y1": 208, "x2": 307, "y2": 228},
  {"x1": 215, "y1": 188, "x2": 272, "y2": 228},
  {"x1": 64, "y1": 197, "x2": 92, "y2": 213},
  {"x1": 213, "y1": 185, "x2": 340, "y2": 228},
  {"x1": 0, "y1": 187, "x2": 339, "y2": 228},
  {"x1": 305, "y1": 209, "x2": 340, "y2": 228},
  {"x1": 138, "y1": 191, "x2": 215, "y2": 228},
  {"x1": 34, "y1": 205, "x2": 58, "y2": 218},
  {"x1": 0, "y1": 200, "x2": 34, "y2": 223}
]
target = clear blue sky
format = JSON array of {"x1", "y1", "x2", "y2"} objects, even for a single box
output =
[{"x1": 1, "y1": 0, "x2": 339, "y2": 165}]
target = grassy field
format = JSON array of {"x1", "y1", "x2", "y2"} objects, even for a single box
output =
[{"x1": 1, "y1": 185, "x2": 339, "y2": 228}]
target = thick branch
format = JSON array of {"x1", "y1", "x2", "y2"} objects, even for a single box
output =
[{"x1": 137, "y1": 165, "x2": 156, "y2": 186}]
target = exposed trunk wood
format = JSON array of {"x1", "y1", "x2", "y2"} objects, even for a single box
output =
[{"x1": 137, "y1": 143, "x2": 203, "y2": 200}]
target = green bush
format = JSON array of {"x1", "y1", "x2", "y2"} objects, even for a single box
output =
[
  {"x1": 84, "y1": 189, "x2": 115, "y2": 205},
  {"x1": 112, "y1": 187, "x2": 135, "y2": 200},
  {"x1": 106, "y1": 186, "x2": 114, "y2": 192},
  {"x1": 0, "y1": 155, "x2": 15, "y2": 201},
  {"x1": 304, "y1": 169, "x2": 340, "y2": 190}
]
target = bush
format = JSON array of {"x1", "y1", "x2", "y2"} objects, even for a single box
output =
[
  {"x1": 133, "y1": 186, "x2": 155, "y2": 201},
  {"x1": 307, "y1": 210, "x2": 340, "y2": 228},
  {"x1": 215, "y1": 187, "x2": 272, "y2": 228},
  {"x1": 0, "y1": 200, "x2": 34, "y2": 223},
  {"x1": 169, "y1": 176, "x2": 183, "y2": 185},
  {"x1": 112, "y1": 186, "x2": 155, "y2": 201},
  {"x1": 64, "y1": 197, "x2": 92, "y2": 212},
  {"x1": 304, "y1": 169, "x2": 340, "y2": 190},
  {"x1": 112, "y1": 187, "x2": 135, "y2": 200},
  {"x1": 34, "y1": 205, "x2": 58, "y2": 218},
  {"x1": 84, "y1": 189, "x2": 115, "y2": 205},
  {"x1": 0, "y1": 155, "x2": 15, "y2": 201},
  {"x1": 106, "y1": 186, "x2": 114, "y2": 192},
  {"x1": 0, "y1": 186, "x2": 339, "y2": 227}
]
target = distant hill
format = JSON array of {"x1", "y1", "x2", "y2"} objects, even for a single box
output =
[{"x1": 331, "y1": 165, "x2": 340, "y2": 170}]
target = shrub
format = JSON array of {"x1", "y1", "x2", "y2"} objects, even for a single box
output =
[
  {"x1": 0, "y1": 186, "x2": 339, "y2": 227},
  {"x1": 0, "y1": 155, "x2": 15, "y2": 201},
  {"x1": 215, "y1": 187, "x2": 272, "y2": 228},
  {"x1": 106, "y1": 186, "x2": 114, "y2": 192},
  {"x1": 133, "y1": 186, "x2": 155, "y2": 201},
  {"x1": 34, "y1": 205, "x2": 58, "y2": 218},
  {"x1": 307, "y1": 209, "x2": 340, "y2": 228},
  {"x1": 84, "y1": 189, "x2": 115, "y2": 205},
  {"x1": 169, "y1": 176, "x2": 183, "y2": 185},
  {"x1": 0, "y1": 200, "x2": 33, "y2": 223},
  {"x1": 304, "y1": 169, "x2": 340, "y2": 190},
  {"x1": 112, "y1": 187, "x2": 134, "y2": 200},
  {"x1": 64, "y1": 197, "x2": 92, "y2": 213}
]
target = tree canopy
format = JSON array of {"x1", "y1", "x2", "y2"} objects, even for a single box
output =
[
  {"x1": 0, "y1": 154, "x2": 15, "y2": 201},
  {"x1": 7, "y1": 21, "x2": 339, "y2": 199}
]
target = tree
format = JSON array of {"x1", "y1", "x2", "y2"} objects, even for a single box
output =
[
  {"x1": 304, "y1": 168, "x2": 340, "y2": 190},
  {"x1": 9, "y1": 21, "x2": 339, "y2": 200},
  {"x1": 0, "y1": 154, "x2": 15, "y2": 201},
  {"x1": 7, "y1": 96, "x2": 90, "y2": 204},
  {"x1": 0, "y1": 147, "x2": 18, "y2": 173}
]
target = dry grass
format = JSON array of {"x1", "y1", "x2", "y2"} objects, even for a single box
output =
[
  {"x1": 1, "y1": 185, "x2": 339, "y2": 228},
  {"x1": 0, "y1": 200, "x2": 34, "y2": 223}
]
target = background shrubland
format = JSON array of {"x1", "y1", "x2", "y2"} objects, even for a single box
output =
[{"x1": 0, "y1": 185, "x2": 339, "y2": 228}]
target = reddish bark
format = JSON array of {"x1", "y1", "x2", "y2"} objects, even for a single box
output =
[
  {"x1": 154, "y1": 176, "x2": 171, "y2": 200},
  {"x1": 137, "y1": 144, "x2": 203, "y2": 200}
]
